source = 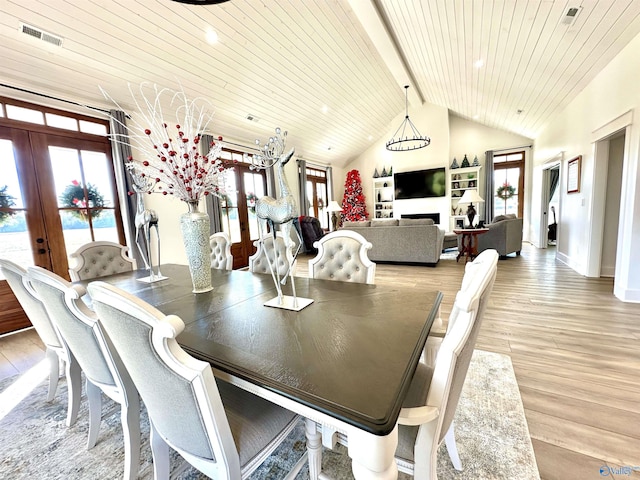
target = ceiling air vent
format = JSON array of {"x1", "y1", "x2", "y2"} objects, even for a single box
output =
[
  {"x1": 19, "y1": 23, "x2": 63, "y2": 47},
  {"x1": 246, "y1": 114, "x2": 259, "y2": 122},
  {"x1": 561, "y1": 7, "x2": 581, "y2": 25}
]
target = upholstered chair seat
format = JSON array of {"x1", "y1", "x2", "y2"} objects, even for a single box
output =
[
  {"x1": 210, "y1": 232, "x2": 233, "y2": 270},
  {"x1": 308, "y1": 230, "x2": 376, "y2": 284},
  {"x1": 69, "y1": 241, "x2": 136, "y2": 281},
  {"x1": 0, "y1": 259, "x2": 81, "y2": 427}
]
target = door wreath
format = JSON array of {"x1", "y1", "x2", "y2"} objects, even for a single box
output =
[{"x1": 496, "y1": 182, "x2": 516, "y2": 200}]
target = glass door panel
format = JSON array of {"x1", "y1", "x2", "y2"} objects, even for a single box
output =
[
  {"x1": 0, "y1": 139, "x2": 34, "y2": 274},
  {"x1": 494, "y1": 167, "x2": 522, "y2": 217},
  {"x1": 48, "y1": 145, "x2": 121, "y2": 264},
  {"x1": 243, "y1": 171, "x2": 265, "y2": 241},
  {"x1": 220, "y1": 168, "x2": 241, "y2": 242}
]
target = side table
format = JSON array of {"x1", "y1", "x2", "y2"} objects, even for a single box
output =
[{"x1": 454, "y1": 228, "x2": 489, "y2": 263}]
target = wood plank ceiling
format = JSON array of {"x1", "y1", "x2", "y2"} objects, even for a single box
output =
[{"x1": 1, "y1": 0, "x2": 639, "y2": 167}]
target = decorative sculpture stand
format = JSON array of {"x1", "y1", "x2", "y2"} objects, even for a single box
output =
[
  {"x1": 126, "y1": 163, "x2": 167, "y2": 284},
  {"x1": 250, "y1": 128, "x2": 312, "y2": 311}
]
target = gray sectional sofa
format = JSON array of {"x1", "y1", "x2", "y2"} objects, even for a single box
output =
[{"x1": 341, "y1": 218, "x2": 445, "y2": 265}]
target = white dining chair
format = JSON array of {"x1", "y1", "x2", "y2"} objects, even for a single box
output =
[
  {"x1": 209, "y1": 232, "x2": 233, "y2": 270},
  {"x1": 248, "y1": 231, "x2": 297, "y2": 277},
  {"x1": 0, "y1": 259, "x2": 81, "y2": 427},
  {"x1": 69, "y1": 241, "x2": 136, "y2": 281},
  {"x1": 395, "y1": 249, "x2": 499, "y2": 479},
  {"x1": 308, "y1": 230, "x2": 376, "y2": 284},
  {"x1": 306, "y1": 249, "x2": 499, "y2": 480},
  {"x1": 87, "y1": 280, "x2": 302, "y2": 480},
  {"x1": 28, "y1": 266, "x2": 141, "y2": 480}
]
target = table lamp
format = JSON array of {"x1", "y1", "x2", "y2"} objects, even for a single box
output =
[
  {"x1": 458, "y1": 189, "x2": 484, "y2": 228},
  {"x1": 326, "y1": 201, "x2": 343, "y2": 231}
]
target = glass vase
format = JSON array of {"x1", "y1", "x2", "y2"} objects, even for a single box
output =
[{"x1": 180, "y1": 200, "x2": 212, "y2": 294}]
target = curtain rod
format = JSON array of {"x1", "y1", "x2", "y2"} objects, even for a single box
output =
[
  {"x1": 491, "y1": 144, "x2": 533, "y2": 153},
  {"x1": 0, "y1": 83, "x2": 112, "y2": 115}
]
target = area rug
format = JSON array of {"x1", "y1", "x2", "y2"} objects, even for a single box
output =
[{"x1": 0, "y1": 350, "x2": 539, "y2": 479}]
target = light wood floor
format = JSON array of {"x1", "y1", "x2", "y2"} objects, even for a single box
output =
[{"x1": 2, "y1": 243, "x2": 640, "y2": 479}]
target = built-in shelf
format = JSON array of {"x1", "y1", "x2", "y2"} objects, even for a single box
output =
[
  {"x1": 373, "y1": 177, "x2": 394, "y2": 219},
  {"x1": 450, "y1": 166, "x2": 481, "y2": 230}
]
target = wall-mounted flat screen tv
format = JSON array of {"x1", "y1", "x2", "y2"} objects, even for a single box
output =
[{"x1": 394, "y1": 167, "x2": 446, "y2": 199}]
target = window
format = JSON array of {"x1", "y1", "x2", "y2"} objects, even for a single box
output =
[
  {"x1": 305, "y1": 167, "x2": 328, "y2": 229},
  {"x1": 493, "y1": 151, "x2": 525, "y2": 218}
]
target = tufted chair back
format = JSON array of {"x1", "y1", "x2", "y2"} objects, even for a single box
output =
[
  {"x1": 308, "y1": 230, "x2": 376, "y2": 284},
  {"x1": 209, "y1": 232, "x2": 233, "y2": 270},
  {"x1": 69, "y1": 241, "x2": 136, "y2": 281},
  {"x1": 248, "y1": 232, "x2": 296, "y2": 277}
]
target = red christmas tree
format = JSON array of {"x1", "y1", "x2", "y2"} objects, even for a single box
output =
[{"x1": 340, "y1": 169, "x2": 369, "y2": 223}]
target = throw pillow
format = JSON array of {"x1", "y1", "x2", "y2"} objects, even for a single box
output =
[
  {"x1": 343, "y1": 221, "x2": 370, "y2": 227},
  {"x1": 492, "y1": 215, "x2": 507, "y2": 223},
  {"x1": 398, "y1": 218, "x2": 434, "y2": 226},
  {"x1": 371, "y1": 219, "x2": 399, "y2": 227}
]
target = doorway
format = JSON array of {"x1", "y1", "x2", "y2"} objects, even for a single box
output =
[
  {"x1": 217, "y1": 151, "x2": 267, "y2": 269},
  {"x1": 0, "y1": 99, "x2": 125, "y2": 334},
  {"x1": 599, "y1": 131, "x2": 625, "y2": 277}
]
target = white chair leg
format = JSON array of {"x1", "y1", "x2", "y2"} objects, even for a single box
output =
[
  {"x1": 305, "y1": 418, "x2": 322, "y2": 480},
  {"x1": 151, "y1": 420, "x2": 170, "y2": 480},
  {"x1": 65, "y1": 354, "x2": 82, "y2": 427},
  {"x1": 45, "y1": 348, "x2": 59, "y2": 401},
  {"x1": 121, "y1": 389, "x2": 141, "y2": 480},
  {"x1": 86, "y1": 379, "x2": 102, "y2": 449},
  {"x1": 444, "y1": 423, "x2": 462, "y2": 471}
]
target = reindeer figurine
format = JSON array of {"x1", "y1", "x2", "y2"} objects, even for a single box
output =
[
  {"x1": 127, "y1": 163, "x2": 164, "y2": 282},
  {"x1": 250, "y1": 128, "x2": 309, "y2": 310}
]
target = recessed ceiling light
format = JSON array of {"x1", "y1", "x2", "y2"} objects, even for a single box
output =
[
  {"x1": 474, "y1": 59, "x2": 484, "y2": 69},
  {"x1": 322, "y1": 105, "x2": 329, "y2": 114},
  {"x1": 368, "y1": 135, "x2": 373, "y2": 141},
  {"x1": 473, "y1": 114, "x2": 479, "y2": 120},
  {"x1": 205, "y1": 29, "x2": 218, "y2": 44}
]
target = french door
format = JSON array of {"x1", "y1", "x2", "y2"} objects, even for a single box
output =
[
  {"x1": 218, "y1": 160, "x2": 267, "y2": 269},
  {"x1": 0, "y1": 125, "x2": 124, "y2": 334},
  {"x1": 493, "y1": 151, "x2": 525, "y2": 219}
]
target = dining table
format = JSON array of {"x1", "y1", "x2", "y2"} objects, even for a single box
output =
[{"x1": 84, "y1": 264, "x2": 442, "y2": 480}]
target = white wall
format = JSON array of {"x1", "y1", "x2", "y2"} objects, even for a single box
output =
[
  {"x1": 343, "y1": 105, "x2": 533, "y2": 231},
  {"x1": 532, "y1": 29, "x2": 640, "y2": 302},
  {"x1": 344, "y1": 102, "x2": 451, "y2": 226},
  {"x1": 449, "y1": 115, "x2": 533, "y2": 235}
]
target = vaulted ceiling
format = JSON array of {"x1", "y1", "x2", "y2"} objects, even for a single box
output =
[{"x1": 1, "y1": 0, "x2": 640, "y2": 167}]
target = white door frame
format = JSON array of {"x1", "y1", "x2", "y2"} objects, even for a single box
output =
[
  {"x1": 586, "y1": 110, "x2": 632, "y2": 279},
  {"x1": 536, "y1": 155, "x2": 562, "y2": 250}
]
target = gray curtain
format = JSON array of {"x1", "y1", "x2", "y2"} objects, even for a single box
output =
[
  {"x1": 201, "y1": 134, "x2": 223, "y2": 234},
  {"x1": 549, "y1": 166, "x2": 560, "y2": 201},
  {"x1": 484, "y1": 150, "x2": 495, "y2": 222},
  {"x1": 326, "y1": 166, "x2": 334, "y2": 201},
  {"x1": 109, "y1": 109, "x2": 144, "y2": 267},
  {"x1": 297, "y1": 159, "x2": 309, "y2": 216}
]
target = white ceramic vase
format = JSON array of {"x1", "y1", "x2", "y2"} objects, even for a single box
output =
[{"x1": 180, "y1": 200, "x2": 212, "y2": 293}]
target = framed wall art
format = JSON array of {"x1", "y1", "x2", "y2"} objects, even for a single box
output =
[{"x1": 567, "y1": 155, "x2": 581, "y2": 193}]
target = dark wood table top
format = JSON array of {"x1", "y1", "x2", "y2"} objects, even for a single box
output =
[{"x1": 87, "y1": 264, "x2": 442, "y2": 436}]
